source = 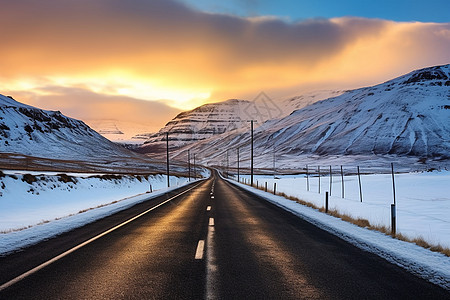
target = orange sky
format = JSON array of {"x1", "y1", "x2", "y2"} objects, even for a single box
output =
[{"x1": 1, "y1": 0, "x2": 449, "y2": 132}]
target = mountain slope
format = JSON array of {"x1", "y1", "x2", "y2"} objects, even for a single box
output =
[
  {"x1": 138, "y1": 99, "x2": 252, "y2": 153},
  {"x1": 260, "y1": 64, "x2": 450, "y2": 158},
  {"x1": 138, "y1": 90, "x2": 344, "y2": 154},
  {"x1": 0, "y1": 94, "x2": 138, "y2": 160},
  {"x1": 169, "y1": 64, "x2": 450, "y2": 169}
]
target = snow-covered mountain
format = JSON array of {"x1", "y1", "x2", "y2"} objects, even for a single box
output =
[
  {"x1": 138, "y1": 91, "x2": 344, "y2": 154},
  {"x1": 260, "y1": 64, "x2": 450, "y2": 158},
  {"x1": 0, "y1": 94, "x2": 139, "y2": 160},
  {"x1": 138, "y1": 99, "x2": 253, "y2": 153},
  {"x1": 86, "y1": 119, "x2": 151, "y2": 145},
  {"x1": 281, "y1": 90, "x2": 345, "y2": 113},
  {"x1": 168, "y1": 64, "x2": 450, "y2": 170}
]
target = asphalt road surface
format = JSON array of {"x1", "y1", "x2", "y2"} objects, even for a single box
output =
[{"x1": 0, "y1": 171, "x2": 449, "y2": 299}]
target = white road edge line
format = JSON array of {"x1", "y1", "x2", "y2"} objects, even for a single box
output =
[
  {"x1": 209, "y1": 218, "x2": 214, "y2": 226},
  {"x1": 195, "y1": 240, "x2": 205, "y2": 260},
  {"x1": 0, "y1": 181, "x2": 204, "y2": 292}
]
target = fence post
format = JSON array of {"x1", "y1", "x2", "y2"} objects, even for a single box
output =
[
  {"x1": 340, "y1": 165, "x2": 344, "y2": 198},
  {"x1": 391, "y1": 163, "x2": 397, "y2": 235},
  {"x1": 257, "y1": 181, "x2": 259, "y2": 189},
  {"x1": 306, "y1": 165, "x2": 309, "y2": 191},
  {"x1": 391, "y1": 163, "x2": 396, "y2": 206},
  {"x1": 325, "y1": 191, "x2": 329, "y2": 213},
  {"x1": 357, "y1": 166, "x2": 363, "y2": 202},
  {"x1": 318, "y1": 166, "x2": 321, "y2": 194},
  {"x1": 265, "y1": 182, "x2": 267, "y2": 192},
  {"x1": 149, "y1": 184, "x2": 152, "y2": 193},
  {"x1": 273, "y1": 182, "x2": 277, "y2": 195},
  {"x1": 391, "y1": 204, "x2": 396, "y2": 235},
  {"x1": 329, "y1": 165, "x2": 332, "y2": 196}
]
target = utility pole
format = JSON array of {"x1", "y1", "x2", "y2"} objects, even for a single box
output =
[
  {"x1": 188, "y1": 149, "x2": 191, "y2": 182},
  {"x1": 237, "y1": 147, "x2": 240, "y2": 182},
  {"x1": 226, "y1": 149, "x2": 229, "y2": 178},
  {"x1": 273, "y1": 145, "x2": 276, "y2": 178},
  {"x1": 193, "y1": 153, "x2": 196, "y2": 179},
  {"x1": 166, "y1": 132, "x2": 169, "y2": 187},
  {"x1": 251, "y1": 120, "x2": 254, "y2": 187}
]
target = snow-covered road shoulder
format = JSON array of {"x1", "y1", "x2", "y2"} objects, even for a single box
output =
[
  {"x1": 226, "y1": 178, "x2": 450, "y2": 291},
  {"x1": 0, "y1": 172, "x2": 203, "y2": 255}
]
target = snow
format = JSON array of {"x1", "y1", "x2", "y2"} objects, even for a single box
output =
[
  {"x1": 0, "y1": 94, "x2": 34, "y2": 109},
  {"x1": 225, "y1": 174, "x2": 450, "y2": 290},
  {"x1": 176, "y1": 64, "x2": 450, "y2": 170},
  {"x1": 237, "y1": 170, "x2": 450, "y2": 249},
  {"x1": 141, "y1": 89, "x2": 342, "y2": 154},
  {"x1": 0, "y1": 171, "x2": 202, "y2": 255},
  {"x1": 0, "y1": 93, "x2": 137, "y2": 160}
]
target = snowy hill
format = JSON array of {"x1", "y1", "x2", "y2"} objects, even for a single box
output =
[
  {"x1": 138, "y1": 91, "x2": 343, "y2": 154},
  {"x1": 0, "y1": 94, "x2": 139, "y2": 160},
  {"x1": 281, "y1": 90, "x2": 345, "y2": 113},
  {"x1": 138, "y1": 99, "x2": 252, "y2": 153},
  {"x1": 168, "y1": 64, "x2": 450, "y2": 170},
  {"x1": 259, "y1": 64, "x2": 450, "y2": 158}
]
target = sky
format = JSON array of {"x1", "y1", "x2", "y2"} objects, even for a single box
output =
[
  {"x1": 1, "y1": 0, "x2": 449, "y2": 132},
  {"x1": 181, "y1": 0, "x2": 450, "y2": 23}
]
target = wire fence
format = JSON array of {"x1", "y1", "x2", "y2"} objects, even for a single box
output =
[{"x1": 224, "y1": 163, "x2": 450, "y2": 252}]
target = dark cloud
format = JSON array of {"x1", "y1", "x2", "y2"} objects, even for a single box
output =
[{"x1": 0, "y1": 0, "x2": 389, "y2": 77}]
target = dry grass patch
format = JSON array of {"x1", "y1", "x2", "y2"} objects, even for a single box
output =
[{"x1": 22, "y1": 173, "x2": 37, "y2": 184}]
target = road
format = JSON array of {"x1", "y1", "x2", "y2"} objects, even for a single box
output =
[{"x1": 0, "y1": 170, "x2": 448, "y2": 299}]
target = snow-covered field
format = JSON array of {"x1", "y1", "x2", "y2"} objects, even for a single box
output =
[
  {"x1": 0, "y1": 171, "x2": 204, "y2": 255},
  {"x1": 225, "y1": 176, "x2": 450, "y2": 290},
  {"x1": 236, "y1": 170, "x2": 450, "y2": 249}
]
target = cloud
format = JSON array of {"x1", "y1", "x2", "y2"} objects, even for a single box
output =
[
  {"x1": 9, "y1": 86, "x2": 181, "y2": 133},
  {"x1": 0, "y1": 0, "x2": 449, "y2": 124}
]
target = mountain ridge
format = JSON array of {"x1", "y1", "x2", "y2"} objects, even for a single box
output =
[
  {"x1": 0, "y1": 94, "x2": 139, "y2": 160},
  {"x1": 165, "y1": 64, "x2": 450, "y2": 170},
  {"x1": 137, "y1": 90, "x2": 344, "y2": 153}
]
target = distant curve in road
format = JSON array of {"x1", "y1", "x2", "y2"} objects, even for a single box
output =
[{"x1": 0, "y1": 170, "x2": 448, "y2": 299}]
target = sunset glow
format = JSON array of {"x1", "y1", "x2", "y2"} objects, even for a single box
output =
[{"x1": 1, "y1": 0, "x2": 449, "y2": 130}]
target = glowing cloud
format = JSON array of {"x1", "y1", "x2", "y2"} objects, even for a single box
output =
[{"x1": 0, "y1": 0, "x2": 449, "y2": 128}]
